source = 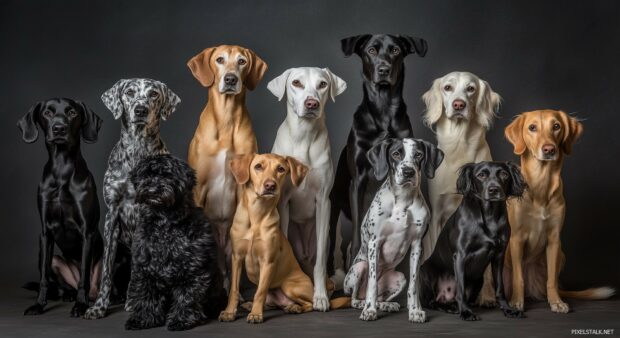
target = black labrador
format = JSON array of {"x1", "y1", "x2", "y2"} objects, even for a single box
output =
[
  {"x1": 18, "y1": 98, "x2": 103, "y2": 317},
  {"x1": 419, "y1": 161, "x2": 526, "y2": 321},
  {"x1": 328, "y1": 34, "x2": 428, "y2": 272}
]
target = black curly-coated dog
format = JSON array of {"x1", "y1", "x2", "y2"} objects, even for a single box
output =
[{"x1": 125, "y1": 154, "x2": 225, "y2": 331}]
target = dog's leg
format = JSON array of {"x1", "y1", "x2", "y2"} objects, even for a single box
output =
[
  {"x1": 454, "y1": 252, "x2": 479, "y2": 321},
  {"x1": 278, "y1": 196, "x2": 290, "y2": 238},
  {"x1": 218, "y1": 252, "x2": 243, "y2": 322},
  {"x1": 313, "y1": 191, "x2": 331, "y2": 311},
  {"x1": 345, "y1": 257, "x2": 367, "y2": 309},
  {"x1": 478, "y1": 266, "x2": 497, "y2": 307},
  {"x1": 89, "y1": 260, "x2": 101, "y2": 300},
  {"x1": 546, "y1": 225, "x2": 569, "y2": 313},
  {"x1": 124, "y1": 270, "x2": 166, "y2": 330},
  {"x1": 71, "y1": 228, "x2": 95, "y2": 317},
  {"x1": 360, "y1": 236, "x2": 379, "y2": 321},
  {"x1": 246, "y1": 261, "x2": 276, "y2": 324},
  {"x1": 24, "y1": 229, "x2": 54, "y2": 315},
  {"x1": 166, "y1": 284, "x2": 207, "y2": 331},
  {"x1": 408, "y1": 239, "x2": 426, "y2": 323},
  {"x1": 492, "y1": 248, "x2": 524, "y2": 318},
  {"x1": 508, "y1": 233, "x2": 526, "y2": 311}
]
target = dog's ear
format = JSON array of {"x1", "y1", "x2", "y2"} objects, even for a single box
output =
[
  {"x1": 505, "y1": 114, "x2": 527, "y2": 155},
  {"x1": 245, "y1": 49, "x2": 268, "y2": 91},
  {"x1": 229, "y1": 153, "x2": 254, "y2": 185},
  {"x1": 456, "y1": 163, "x2": 476, "y2": 196},
  {"x1": 419, "y1": 139, "x2": 444, "y2": 179},
  {"x1": 398, "y1": 35, "x2": 428, "y2": 57},
  {"x1": 558, "y1": 112, "x2": 584, "y2": 155},
  {"x1": 102, "y1": 79, "x2": 128, "y2": 120},
  {"x1": 475, "y1": 78, "x2": 501, "y2": 130},
  {"x1": 286, "y1": 156, "x2": 309, "y2": 187},
  {"x1": 188, "y1": 47, "x2": 216, "y2": 87},
  {"x1": 341, "y1": 34, "x2": 371, "y2": 57},
  {"x1": 323, "y1": 68, "x2": 347, "y2": 102},
  {"x1": 17, "y1": 102, "x2": 43, "y2": 143},
  {"x1": 76, "y1": 101, "x2": 103, "y2": 143},
  {"x1": 267, "y1": 68, "x2": 292, "y2": 101},
  {"x1": 422, "y1": 78, "x2": 444, "y2": 127},
  {"x1": 367, "y1": 138, "x2": 394, "y2": 181},
  {"x1": 505, "y1": 161, "x2": 527, "y2": 198},
  {"x1": 159, "y1": 82, "x2": 181, "y2": 121}
]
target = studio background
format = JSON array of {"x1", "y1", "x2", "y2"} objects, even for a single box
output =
[{"x1": 1, "y1": 0, "x2": 618, "y2": 293}]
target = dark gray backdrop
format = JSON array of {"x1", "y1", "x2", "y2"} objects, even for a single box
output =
[{"x1": 1, "y1": 0, "x2": 618, "y2": 291}]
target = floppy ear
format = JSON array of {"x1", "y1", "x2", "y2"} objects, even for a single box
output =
[
  {"x1": 558, "y1": 112, "x2": 584, "y2": 155},
  {"x1": 245, "y1": 49, "x2": 268, "y2": 91},
  {"x1": 505, "y1": 114, "x2": 527, "y2": 155},
  {"x1": 341, "y1": 34, "x2": 371, "y2": 57},
  {"x1": 456, "y1": 163, "x2": 476, "y2": 196},
  {"x1": 505, "y1": 161, "x2": 527, "y2": 198},
  {"x1": 419, "y1": 139, "x2": 444, "y2": 179},
  {"x1": 187, "y1": 47, "x2": 216, "y2": 87},
  {"x1": 422, "y1": 78, "x2": 444, "y2": 127},
  {"x1": 286, "y1": 156, "x2": 309, "y2": 187},
  {"x1": 366, "y1": 139, "x2": 394, "y2": 181},
  {"x1": 101, "y1": 79, "x2": 128, "y2": 120},
  {"x1": 475, "y1": 78, "x2": 501, "y2": 130},
  {"x1": 398, "y1": 35, "x2": 428, "y2": 57},
  {"x1": 76, "y1": 101, "x2": 103, "y2": 143},
  {"x1": 323, "y1": 68, "x2": 347, "y2": 102},
  {"x1": 17, "y1": 102, "x2": 43, "y2": 143},
  {"x1": 229, "y1": 154, "x2": 254, "y2": 185},
  {"x1": 267, "y1": 68, "x2": 292, "y2": 101},
  {"x1": 159, "y1": 82, "x2": 181, "y2": 121}
]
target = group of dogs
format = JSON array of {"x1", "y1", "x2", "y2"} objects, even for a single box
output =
[{"x1": 18, "y1": 34, "x2": 614, "y2": 330}]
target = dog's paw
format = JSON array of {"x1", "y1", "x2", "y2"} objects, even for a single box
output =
[
  {"x1": 378, "y1": 301, "x2": 400, "y2": 313},
  {"x1": 509, "y1": 300, "x2": 524, "y2": 311},
  {"x1": 283, "y1": 304, "x2": 303, "y2": 314},
  {"x1": 459, "y1": 309, "x2": 481, "y2": 321},
  {"x1": 502, "y1": 307, "x2": 525, "y2": 318},
  {"x1": 360, "y1": 307, "x2": 378, "y2": 321},
  {"x1": 313, "y1": 294, "x2": 330, "y2": 312},
  {"x1": 124, "y1": 316, "x2": 145, "y2": 330},
  {"x1": 550, "y1": 301, "x2": 570, "y2": 313},
  {"x1": 218, "y1": 311, "x2": 236, "y2": 322},
  {"x1": 351, "y1": 299, "x2": 365, "y2": 309},
  {"x1": 167, "y1": 319, "x2": 198, "y2": 331},
  {"x1": 83, "y1": 306, "x2": 106, "y2": 320},
  {"x1": 408, "y1": 309, "x2": 427, "y2": 323},
  {"x1": 23, "y1": 304, "x2": 44, "y2": 315},
  {"x1": 478, "y1": 298, "x2": 497, "y2": 308},
  {"x1": 246, "y1": 312, "x2": 264, "y2": 324},
  {"x1": 70, "y1": 303, "x2": 88, "y2": 318}
]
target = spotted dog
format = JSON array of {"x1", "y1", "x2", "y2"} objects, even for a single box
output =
[
  {"x1": 344, "y1": 138, "x2": 443, "y2": 322},
  {"x1": 83, "y1": 78, "x2": 180, "y2": 319}
]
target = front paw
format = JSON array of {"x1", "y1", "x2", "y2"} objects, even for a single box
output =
[
  {"x1": 550, "y1": 301, "x2": 570, "y2": 313},
  {"x1": 408, "y1": 309, "x2": 426, "y2": 323},
  {"x1": 360, "y1": 307, "x2": 378, "y2": 321},
  {"x1": 478, "y1": 298, "x2": 497, "y2": 308},
  {"x1": 351, "y1": 299, "x2": 365, "y2": 309},
  {"x1": 378, "y1": 302, "x2": 400, "y2": 312},
  {"x1": 83, "y1": 306, "x2": 106, "y2": 319},
  {"x1": 313, "y1": 294, "x2": 330, "y2": 312},
  {"x1": 502, "y1": 307, "x2": 525, "y2": 318},
  {"x1": 218, "y1": 311, "x2": 236, "y2": 322},
  {"x1": 246, "y1": 312, "x2": 263, "y2": 324},
  {"x1": 125, "y1": 316, "x2": 145, "y2": 330},
  {"x1": 283, "y1": 304, "x2": 303, "y2": 314},
  {"x1": 24, "y1": 304, "x2": 44, "y2": 315},
  {"x1": 509, "y1": 299, "x2": 524, "y2": 311},
  {"x1": 459, "y1": 309, "x2": 481, "y2": 321},
  {"x1": 167, "y1": 318, "x2": 198, "y2": 331},
  {"x1": 70, "y1": 303, "x2": 88, "y2": 317}
]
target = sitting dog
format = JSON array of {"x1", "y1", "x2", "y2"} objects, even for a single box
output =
[
  {"x1": 18, "y1": 98, "x2": 103, "y2": 317},
  {"x1": 344, "y1": 138, "x2": 443, "y2": 323},
  {"x1": 125, "y1": 154, "x2": 224, "y2": 331},
  {"x1": 501, "y1": 110, "x2": 614, "y2": 313},
  {"x1": 419, "y1": 161, "x2": 526, "y2": 321},
  {"x1": 84, "y1": 78, "x2": 181, "y2": 319},
  {"x1": 218, "y1": 153, "x2": 350, "y2": 324},
  {"x1": 268, "y1": 66, "x2": 347, "y2": 311}
]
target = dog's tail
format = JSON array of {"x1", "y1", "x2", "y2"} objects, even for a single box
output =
[
  {"x1": 329, "y1": 297, "x2": 351, "y2": 309},
  {"x1": 559, "y1": 287, "x2": 616, "y2": 300}
]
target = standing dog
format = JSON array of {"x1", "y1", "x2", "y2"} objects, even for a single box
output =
[
  {"x1": 421, "y1": 71, "x2": 501, "y2": 262},
  {"x1": 268, "y1": 67, "x2": 347, "y2": 311},
  {"x1": 329, "y1": 34, "x2": 428, "y2": 270},
  {"x1": 344, "y1": 138, "x2": 443, "y2": 323},
  {"x1": 501, "y1": 110, "x2": 614, "y2": 313},
  {"x1": 419, "y1": 161, "x2": 526, "y2": 321},
  {"x1": 187, "y1": 45, "x2": 267, "y2": 285},
  {"x1": 219, "y1": 154, "x2": 349, "y2": 324},
  {"x1": 18, "y1": 98, "x2": 103, "y2": 317},
  {"x1": 84, "y1": 78, "x2": 180, "y2": 319}
]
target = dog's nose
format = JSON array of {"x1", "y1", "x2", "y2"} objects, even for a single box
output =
[
  {"x1": 134, "y1": 106, "x2": 148, "y2": 117},
  {"x1": 402, "y1": 167, "x2": 415, "y2": 178},
  {"x1": 452, "y1": 99, "x2": 466, "y2": 111},
  {"x1": 542, "y1": 144, "x2": 556, "y2": 155},
  {"x1": 378, "y1": 66, "x2": 390, "y2": 76},
  {"x1": 224, "y1": 74, "x2": 238, "y2": 86},
  {"x1": 264, "y1": 180, "x2": 276, "y2": 193},
  {"x1": 488, "y1": 186, "x2": 500, "y2": 195},
  {"x1": 52, "y1": 124, "x2": 67, "y2": 134},
  {"x1": 304, "y1": 98, "x2": 319, "y2": 110}
]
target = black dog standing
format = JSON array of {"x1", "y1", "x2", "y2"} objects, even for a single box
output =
[
  {"x1": 125, "y1": 155, "x2": 224, "y2": 331},
  {"x1": 329, "y1": 34, "x2": 428, "y2": 271},
  {"x1": 18, "y1": 98, "x2": 103, "y2": 317},
  {"x1": 419, "y1": 161, "x2": 527, "y2": 321}
]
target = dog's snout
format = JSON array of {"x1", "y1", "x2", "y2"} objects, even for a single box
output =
[
  {"x1": 52, "y1": 124, "x2": 67, "y2": 135},
  {"x1": 377, "y1": 66, "x2": 390, "y2": 76},
  {"x1": 304, "y1": 98, "x2": 319, "y2": 110},
  {"x1": 263, "y1": 180, "x2": 276, "y2": 193},
  {"x1": 224, "y1": 74, "x2": 238, "y2": 86},
  {"x1": 488, "y1": 186, "x2": 500, "y2": 195},
  {"x1": 134, "y1": 106, "x2": 148, "y2": 117},
  {"x1": 402, "y1": 167, "x2": 415, "y2": 178},
  {"x1": 542, "y1": 144, "x2": 556, "y2": 155},
  {"x1": 452, "y1": 99, "x2": 466, "y2": 111}
]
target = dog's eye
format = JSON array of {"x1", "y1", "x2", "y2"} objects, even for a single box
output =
[
  {"x1": 67, "y1": 110, "x2": 77, "y2": 118},
  {"x1": 216, "y1": 57, "x2": 225, "y2": 64},
  {"x1": 499, "y1": 171, "x2": 509, "y2": 180},
  {"x1": 238, "y1": 58, "x2": 247, "y2": 66},
  {"x1": 318, "y1": 81, "x2": 328, "y2": 89},
  {"x1": 476, "y1": 172, "x2": 487, "y2": 179},
  {"x1": 125, "y1": 89, "x2": 135, "y2": 97},
  {"x1": 414, "y1": 152, "x2": 423, "y2": 159},
  {"x1": 391, "y1": 47, "x2": 400, "y2": 55},
  {"x1": 292, "y1": 80, "x2": 303, "y2": 88},
  {"x1": 553, "y1": 123, "x2": 561, "y2": 131},
  {"x1": 277, "y1": 166, "x2": 286, "y2": 173},
  {"x1": 528, "y1": 124, "x2": 537, "y2": 132},
  {"x1": 149, "y1": 91, "x2": 159, "y2": 99},
  {"x1": 466, "y1": 85, "x2": 476, "y2": 93},
  {"x1": 444, "y1": 85, "x2": 452, "y2": 91},
  {"x1": 44, "y1": 110, "x2": 54, "y2": 117},
  {"x1": 367, "y1": 47, "x2": 377, "y2": 55},
  {"x1": 254, "y1": 163, "x2": 262, "y2": 171},
  {"x1": 392, "y1": 151, "x2": 401, "y2": 159}
]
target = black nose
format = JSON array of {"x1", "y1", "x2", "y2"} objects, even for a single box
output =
[
  {"x1": 52, "y1": 124, "x2": 67, "y2": 134},
  {"x1": 224, "y1": 74, "x2": 238, "y2": 86},
  {"x1": 378, "y1": 66, "x2": 390, "y2": 76},
  {"x1": 304, "y1": 98, "x2": 319, "y2": 110},
  {"x1": 134, "y1": 106, "x2": 148, "y2": 117},
  {"x1": 488, "y1": 186, "x2": 500, "y2": 195},
  {"x1": 402, "y1": 167, "x2": 415, "y2": 178}
]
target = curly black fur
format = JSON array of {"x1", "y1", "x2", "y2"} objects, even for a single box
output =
[{"x1": 125, "y1": 154, "x2": 225, "y2": 331}]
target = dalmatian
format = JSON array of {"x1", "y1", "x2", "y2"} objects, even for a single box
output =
[
  {"x1": 83, "y1": 78, "x2": 180, "y2": 319},
  {"x1": 344, "y1": 138, "x2": 444, "y2": 322}
]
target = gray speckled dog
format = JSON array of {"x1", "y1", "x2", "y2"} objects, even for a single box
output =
[{"x1": 83, "y1": 78, "x2": 180, "y2": 319}]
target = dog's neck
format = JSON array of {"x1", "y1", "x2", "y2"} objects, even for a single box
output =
[
  {"x1": 520, "y1": 151, "x2": 564, "y2": 203},
  {"x1": 434, "y1": 116, "x2": 488, "y2": 160},
  {"x1": 244, "y1": 185, "x2": 280, "y2": 229},
  {"x1": 45, "y1": 141, "x2": 87, "y2": 178},
  {"x1": 205, "y1": 87, "x2": 248, "y2": 126},
  {"x1": 284, "y1": 104, "x2": 327, "y2": 143},
  {"x1": 465, "y1": 195, "x2": 508, "y2": 229},
  {"x1": 119, "y1": 121, "x2": 166, "y2": 152},
  {"x1": 361, "y1": 70, "x2": 406, "y2": 124}
]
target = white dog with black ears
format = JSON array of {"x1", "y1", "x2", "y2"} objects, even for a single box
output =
[
  {"x1": 268, "y1": 67, "x2": 347, "y2": 311},
  {"x1": 421, "y1": 71, "x2": 501, "y2": 262}
]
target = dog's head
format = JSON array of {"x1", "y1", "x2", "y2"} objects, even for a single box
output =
[
  {"x1": 188, "y1": 45, "x2": 268, "y2": 95},
  {"x1": 17, "y1": 98, "x2": 102, "y2": 145},
  {"x1": 505, "y1": 110, "x2": 583, "y2": 161},
  {"x1": 102, "y1": 78, "x2": 180, "y2": 132},
  {"x1": 457, "y1": 161, "x2": 527, "y2": 202},
  {"x1": 130, "y1": 154, "x2": 196, "y2": 209},
  {"x1": 229, "y1": 153, "x2": 308, "y2": 199},
  {"x1": 367, "y1": 138, "x2": 444, "y2": 187},
  {"x1": 267, "y1": 67, "x2": 347, "y2": 119},
  {"x1": 422, "y1": 71, "x2": 501, "y2": 129},
  {"x1": 341, "y1": 34, "x2": 427, "y2": 87}
]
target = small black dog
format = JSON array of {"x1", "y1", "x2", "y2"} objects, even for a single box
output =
[
  {"x1": 419, "y1": 161, "x2": 527, "y2": 321},
  {"x1": 125, "y1": 154, "x2": 224, "y2": 331},
  {"x1": 18, "y1": 98, "x2": 103, "y2": 317}
]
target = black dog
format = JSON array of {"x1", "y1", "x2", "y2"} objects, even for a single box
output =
[
  {"x1": 329, "y1": 34, "x2": 428, "y2": 272},
  {"x1": 125, "y1": 154, "x2": 224, "y2": 331},
  {"x1": 419, "y1": 161, "x2": 527, "y2": 321},
  {"x1": 18, "y1": 98, "x2": 103, "y2": 317}
]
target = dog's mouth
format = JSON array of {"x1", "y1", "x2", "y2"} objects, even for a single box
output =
[
  {"x1": 540, "y1": 154, "x2": 559, "y2": 161},
  {"x1": 221, "y1": 86, "x2": 240, "y2": 95},
  {"x1": 49, "y1": 135, "x2": 69, "y2": 143},
  {"x1": 258, "y1": 191, "x2": 278, "y2": 198}
]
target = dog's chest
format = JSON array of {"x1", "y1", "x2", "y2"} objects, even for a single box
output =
[
  {"x1": 287, "y1": 169, "x2": 323, "y2": 221},
  {"x1": 204, "y1": 149, "x2": 237, "y2": 221}
]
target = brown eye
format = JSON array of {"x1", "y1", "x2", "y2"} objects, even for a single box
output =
[
  {"x1": 368, "y1": 47, "x2": 377, "y2": 55},
  {"x1": 68, "y1": 110, "x2": 77, "y2": 118},
  {"x1": 277, "y1": 166, "x2": 286, "y2": 173},
  {"x1": 477, "y1": 172, "x2": 487, "y2": 179},
  {"x1": 466, "y1": 85, "x2": 476, "y2": 93},
  {"x1": 415, "y1": 152, "x2": 423, "y2": 159},
  {"x1": 318, "y1": 81, "x2": 328, "y2": 89},
  {"x1": 149, "y1": 91, "x2": 159, "y2": 99},
  {"x1": 391, "y1": 47, "x2": 400, "y2": 55},
  {"x1": 553, "y1": 123, "x2": 561, "y2": 131},
  {"x1": 444, "y1": 85, "x2": 452, "y2": 91},
  {"x1": 216, "y1": 57, "x2": 224, "y2": 64},
  {"x1": 528, "y1": 124, "x2": 537, "y2": 132},
  {"x1": 499, "y1": 171, "x2": 509, "y2": 180},
  {"x1": 292, "y1": 80, "x2": 303, "y2": 88},
  {"x1": 44, "y1": 110, "x2": 54, "y2": 117},
  {"x1": 238, "y1": 58, "x2": 247, "y2": 65},
  {"x1": 125, "y1": 89, "x2": 135, "y2": 97},
  {"x1": 392, "y1": 151, "x2": 401, "y2": 159},
  {"x1": 254, "y1": 163, "x2": 262, "y2": 171}
]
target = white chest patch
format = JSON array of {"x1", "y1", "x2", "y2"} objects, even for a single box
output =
[{"x1": 205, "y1": 149, "x2": 237, "y2": 222}]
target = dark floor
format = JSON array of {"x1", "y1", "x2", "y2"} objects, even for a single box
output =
[{"x1": 1, "y1": 288, "x2": 618, "y2": 338}]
